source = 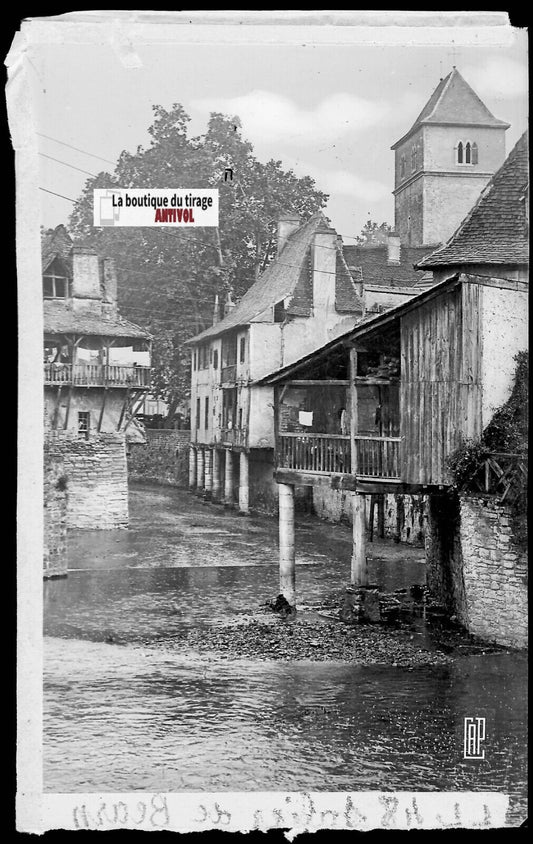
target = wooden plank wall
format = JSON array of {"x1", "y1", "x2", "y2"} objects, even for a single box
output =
[{"x1": 400, "y1": 282, "x2": 482, "y2": 485}]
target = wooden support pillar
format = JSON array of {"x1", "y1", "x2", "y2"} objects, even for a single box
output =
[
  {"x1": 349, "y1": 348, "x2": 358, "y2": 475},
  {"x1": 204, "y1": 448, "x2": 213, "y2": 498},
  {"x1": 212, "y1": 448, "x2": 222, "y2": 501},
  {"x1": 188, "y1": 446, "x2": 197, "y2": 489},
  {"x1": 351, "y1": 491, "x2": 369, "y2": 586},
  {"x1": 279, "y1": 483, "x2": 296, "y2": 607},
  {"x1": 238, "y1": 451, "x2": 249, "y2": 514},
  {"x1": 224, "y1": 449, "x2": 234, "y2": 506},
  {"x1": 196, "y1": 448, "x2": 205, "y2": 493},
  {"x1": 52, "y1": 385, "x2": 62, "y2": 430}
]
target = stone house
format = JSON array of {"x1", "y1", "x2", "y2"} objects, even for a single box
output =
[
  {"x1": 258, "y1": 132, "x2": 528, "y2": 648},
  {"x1": 186, "y1": 212, "x2": 424, "y2": 514},
  {"x1": 43, "y1": 225, "x2": 152, "y2": 575}
]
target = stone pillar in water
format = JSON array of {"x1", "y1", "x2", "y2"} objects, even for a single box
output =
[
  {"x1": 224, "y1": 449, "x2": 234, "y2": 506},
  {"x1": 188, "y1": 446, "x2": 197, "y2": 489},
  {"x1": 196, "y1": 448, "x2": 205, "y2": 495},
  {"x1": 204, "y1": 448, "x2": 213, "y2": 498},
  {"x1": 212, "y1": 448, "x2": 222, "y2": 501},
  {"x1": 238, "y1": 451, "x2": 250, "y2": 514},
  {"x1": 279, "y1": 482, "x2": 296, "y2": 607}
]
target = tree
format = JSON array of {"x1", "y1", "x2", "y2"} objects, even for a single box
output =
[
  {"x1": 355, "y1": 219, "x2": 392, "y2": 246},
  {"x1": 68, "y1": 105, "x2": 328, "y2": 419}
]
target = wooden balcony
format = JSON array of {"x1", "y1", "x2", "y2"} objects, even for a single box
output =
[
  {"x1": 218, "y1": 426, "x2": 248, "y2": 447},
  {"x1": 277, "y1": 433, "x2": 402, "y2": 480},
  {"x1": 44, "y1": 363, "x2": 151, "y2": 388}
]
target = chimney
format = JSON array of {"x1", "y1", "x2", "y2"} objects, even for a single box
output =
[
  {"x1": 71, "y1": 244, "x2": 101, "y2": 299},
  {"x1": 387, "y1": 231, "x2": 401, "y2": 265},
  {"x1": 312, "y1": 220, "x2": 337, "y2": 317},
  {"x1": 213, "y1": 294, "x2": 221, "y2": 325},
  {"x1": 277, "y1": 213, "x2": 301, "y2": 255},
  {"x1": 223, "y1": 291, "x2": 235, "y2": 316},
  {"x1": 102, "y1": 257, "x2": 118, "y2": 307}
]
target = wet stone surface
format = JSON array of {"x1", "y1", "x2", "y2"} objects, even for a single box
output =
[{"x1": 43, "y1": 484, "x2": 528, "y2": 825}]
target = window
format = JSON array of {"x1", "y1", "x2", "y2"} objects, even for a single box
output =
[
  {"x1": 204, "y1": 397, "x2": 209, "y2": 430},
  {"x1": 411, "y1": 145, "x2": 417, "y2": 172},
  {"x1": 198, "y1": 345, "x2": 209, "y2": 370},
  {"x1": 457, "y1": 141, "x2": 464, "y2": 164},
  {"x1": 196, "y1": 397, "x2": 201, "y2": 429},
  {"x1": 465, "y1": 142, "x2": 471, "y2": 164},
  {"x1": 472, "y1": 142, "x2": 478, "y2": 165},
  {"x1": 78, "y1": 411, "x2": 90, "y2": 439},
  {"x1": 239, "y1": 337, "x2": 246, "y2": 363},
  {"x1": 43, "y1": 272, "x2": 68, "y2": 298},
  {"x1": 213, "y1": 349, "x2": 219, "y2": 369},
  {"x1": 193, "y1": 351, "x2": 197, "y2": 371},
  {"x1": 238, "y1": 408, "x2": 243, "y2": 430}
]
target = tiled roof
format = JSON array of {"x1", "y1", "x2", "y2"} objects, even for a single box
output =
[
  {"x1": 342, "y1": 244, "x2": 434, "y2": 287},
  {"x1": 189, "y1": 213, "x2": 362, "y2": 343},
  {"x1": 417, "y1": 132, "x2": 529, "y2": 268},
  {"x1": 392, "y1": 68, "x2": 509, "y2": 149},
  {"x1": 43, "y1": 300, "x2": 151, "y2": 339},
  {"x1": 42, "y1": 224, "x2": 74, "y2": 272}
]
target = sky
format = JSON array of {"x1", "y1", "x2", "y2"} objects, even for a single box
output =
[{"x1": 27, "y1": 17, "x2": 528, "y2": 243}]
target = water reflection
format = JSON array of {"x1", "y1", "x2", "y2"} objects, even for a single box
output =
[{"x1": 43, "y1": 485, "x2": 527, "y2": 824}]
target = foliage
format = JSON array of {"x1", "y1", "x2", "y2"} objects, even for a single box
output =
[
  {"x1": 446, "y1": 439, "x2": 490, "y2": 489},
  {"x1": 446, "y1": 352, "x2": 528, "y2": 543},
  {"x1": 355, "y1": 219, "x2": 392, "y2": 246},
  {"x1": 68, "y1": 105, "x2": 328, "y2": 416},
  {"x1": 482, "y1": 350, "x2": 528, "y2": 454}
]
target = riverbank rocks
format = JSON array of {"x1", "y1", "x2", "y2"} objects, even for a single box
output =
[{"x1": 266, "y1": 594, "x2": 296, "y2": 617}]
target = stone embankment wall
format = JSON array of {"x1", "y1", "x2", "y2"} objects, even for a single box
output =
[
  {"x1": 45, "y1": 431, "x2": 129, "y2": 529},
  {"x1": 128, "y1": 429, "x2": 190, "y2": 486},
  {"x1": 426, "y1": 492, "x2": 527, "y2": 649},
  {"x1": 43, "y1": 446, "x2": 68, "y2": 577},
  {"x1": 313, "y1": 488, "x2": 426, "y2": 545}
]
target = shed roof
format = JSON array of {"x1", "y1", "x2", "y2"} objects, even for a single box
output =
[
  {"x1": 417, "y1": 132, "x2": 529, "y2": 269},
  {"x1": 43, "y1": 300, "x2": 151, "y2": 340}
]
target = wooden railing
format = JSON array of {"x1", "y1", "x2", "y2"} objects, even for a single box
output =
[
  {"x1": 279, "y1": 434, "x2": 351, "y2": 473},
  {"x1": 44, "y1": 363, "x2": 151, "y2": 388},
  {"x1": 355, "y1": 436, "x2": 402, "y2": 479},
  {"x1": 461, "y1": 452, "x2": 528, "y2": 504},
  {"x1": 278, "y1": 433, "x2": 402, "y2": 479}
]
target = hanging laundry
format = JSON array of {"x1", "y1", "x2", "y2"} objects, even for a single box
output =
[{"x1": 299, "y1": 411, "x2": 313, "y2": 427}]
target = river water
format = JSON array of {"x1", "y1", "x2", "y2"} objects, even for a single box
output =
[{"x1": 43, "y1": 485, "x2": 527, "y2": 824}]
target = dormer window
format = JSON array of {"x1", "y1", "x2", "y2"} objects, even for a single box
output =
[
  {"x1": 43, "y1": 258, "x2": 69, "y2": 298},
  {"x1": 273, "y1": 300, "x2": 286, "y2": 323}
]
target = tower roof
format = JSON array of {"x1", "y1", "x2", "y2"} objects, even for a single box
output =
[{"x1": 391, "y1": 67, "x2": 509, "y2": 149}]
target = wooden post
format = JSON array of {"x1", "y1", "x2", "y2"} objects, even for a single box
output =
[
  {"x1": 97, "y1": 387, "x2": 108, "y2": 432},
  {"x1": 52, "y1": 385, "x2": 62, "y2": 430},
  {"x1": 189, "y1": 446, "x2": 197, "y2": 489},
  {"x1": 349, "y1": 348, "x2": 358, "y2": 475},
  {"x1": 238, "y1": 451, "x2": 250, "y2": 514},
  {"x1": 212, "y1": 448, "x2": 222, "y2": 501},
  {"x1": 351, "y1": 491, "x2": 368, "y2": 586},
  {"x1": 224, "y1": 448, "x2": 234, "y2": 506},
  {"x1": 197, "y1": 448, "x2": 205, "y2": 493},
  {"x1": 204, "y1": 448, "x2": 213, "y2": 498},
  {"x1": 279, "y1": 482, "x2": 296, "y2": 607}
]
